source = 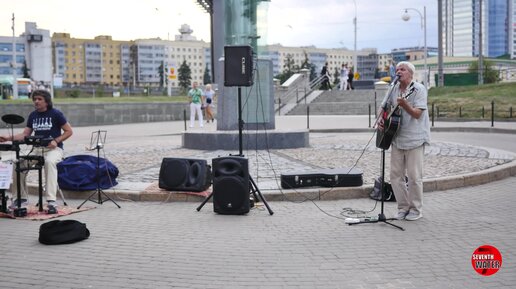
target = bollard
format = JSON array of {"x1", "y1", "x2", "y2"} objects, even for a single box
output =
[
  {"x1": 307, "y1": 106, "x2": 310, "y2": 129},
  {"x1": 183, "y1": 109, "x2": 187, "y2": 131},
  {"x1": 278, "y1": 98, "x2": 281, "y2": 115},
  {"x1": 482, "y1": 106, "x2": 485, "y2": 118},
  {"x1": 459, "y1": 106, "x2": 462, "y2": 118},
  {"x1": 368, "y1": 104, "x2": 371, "y2": 128},
  {"x1": 374, "y1": 92, "x2": 377, "y2": 118},
  {"x1": 431, "y1": 103, "x2": 435, "y2": 127},
  {"x1": 491, "y1": 100, "x2": 494, "y2": 127},
  {"x1": 510, "y1": 107, "x2": 513, "y2": 118}
]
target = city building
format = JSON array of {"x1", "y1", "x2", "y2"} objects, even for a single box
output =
[{"x1": 443, "y1": 0, "x2": 515, "y2": 58}]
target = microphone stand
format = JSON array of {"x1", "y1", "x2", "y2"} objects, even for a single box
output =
[{"x1": 349, "y1": 79, "x2": 404, "y2": 231}]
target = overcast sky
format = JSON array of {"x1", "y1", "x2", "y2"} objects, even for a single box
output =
[{"x1": 1, "y1": 0, "x2": 438, "y2": 53}]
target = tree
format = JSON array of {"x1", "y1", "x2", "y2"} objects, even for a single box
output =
[
  {"x1": 203, "y1": 64, "x2": 212, "y2": 84},
  {"x1": 468, "y1": 60, "x2": 500, "y2": 84},
  {"x1": 275, "y1": 53, "x2": 299, "y2": 84},
  {"x1": 158, "y1": 61, "x2": 167, "y2": 89},
  {"x1": 178, "y1": 60, "x2": 192, "y2": 93},
  {"x1": 300, "y1": 51, "x2": 317, "y2": 81}
]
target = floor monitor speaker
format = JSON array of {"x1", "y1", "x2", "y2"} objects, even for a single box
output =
[
  {"x1": 159, "y1": 158, "x2": 211, "y2": 192},
  {"x1": 224, "y1": 45, "x2": 254, "y2": 87},
  {"x1": 212, "y1": 156, "x2": 250, "y2": 215}
]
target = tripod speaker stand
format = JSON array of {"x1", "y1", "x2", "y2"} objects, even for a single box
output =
[
  {"x1": 197, "y1": 87, "x2": 273, "y2": 215},
  {"x1": 77, "y1": 130, "x2": 120, "y2": 209}
]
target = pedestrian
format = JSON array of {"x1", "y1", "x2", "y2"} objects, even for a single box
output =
[
  {"x1": 203, "y1": 84, "x2": 216, "y2": 123},
  {"x1": 347, "y1": 68, "x2": 354, "y2": 90},
  {"x1": 188, "y1": 81, "x2": 204, "y2": 128},
  {"x1": 320, "y1": 62, "x2": 331, "y2": 90},
  {"x1": 0, "y1": 89, "x2": 73, "y2": 214},
  {"x1": 377, "y1": 61, "x2": 431, "y2": 221},
  {"x1": 339, "y1": 64, "x2": 348, "y2": 91}
]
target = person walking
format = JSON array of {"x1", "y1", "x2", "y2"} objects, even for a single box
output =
[
  {"x1": 188, "y1": 81, "x2": 204, "y2": 128},
  {"x1": 339, "y1": 64, "x2": 349, "y2": 91},
  {"x1": 203, "y1": 84, "x2": 216, "y2": 123},
  {"x1": 320, "y1": 62, "x2": 331, "y2": 90}
]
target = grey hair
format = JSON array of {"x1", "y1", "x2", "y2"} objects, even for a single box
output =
[{"x1": 396, "y1": 61, "x2": 416, "y2": 75}]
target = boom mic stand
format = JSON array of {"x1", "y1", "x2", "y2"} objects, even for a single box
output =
[
  {"x1": 197, "y1": 87, "x2": 273, "y2": 215},
  {"x1": 77, "y1": 130, "x2": 120, "y2": 209}
]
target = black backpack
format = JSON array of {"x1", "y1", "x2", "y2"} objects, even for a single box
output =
[
  {"x1": 39, "y1": 220, "x2": 90, "y2": 245},
  {"x1": 369, "y1": 177, "x2": 396, "y2": 202}
]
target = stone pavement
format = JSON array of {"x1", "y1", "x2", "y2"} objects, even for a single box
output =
[
  {"x1": 1, "y1": 116, "x2": 515, "y2": 288},
  {"x1": 50, "y1": 115, "x2": 516, "y2": 202},
  {"x1": 1, "y1": 178, "x2": 515, "y2": 288}
]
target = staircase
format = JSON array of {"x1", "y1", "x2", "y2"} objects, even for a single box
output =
[{"x1": 287, "y1": 89, "x2": 384, "y2": 115}]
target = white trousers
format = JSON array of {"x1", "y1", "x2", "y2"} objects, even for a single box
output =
[
  {"x1": 189, "y1": 102, "x2": 204, "y2": 128},
  {"x1": 390, "y1": 145, "x2": 424, "y2": 214},
  {"x1": 9, "y1": 147, "x2": 64, "y2": 202},
  {"x1": 340, "y1": 78, "x2": 348, "y2": 91}
]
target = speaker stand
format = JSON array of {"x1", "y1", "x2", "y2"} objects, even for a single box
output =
[{"x1": 197, "y1": 87, "x2": 273, "y2": 215}]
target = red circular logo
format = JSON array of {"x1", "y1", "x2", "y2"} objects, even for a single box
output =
[{"x1": 471, "y1": 245, "x2": 502, "y2": 276}]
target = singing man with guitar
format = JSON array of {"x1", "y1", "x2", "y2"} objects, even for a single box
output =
[{"x1": 377, "y1": 61, "x2": 430, "y2": 221}]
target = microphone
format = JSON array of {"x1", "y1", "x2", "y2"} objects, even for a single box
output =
[{"x1": 391, "y1": 74, "x2": 401, "y2": 86}]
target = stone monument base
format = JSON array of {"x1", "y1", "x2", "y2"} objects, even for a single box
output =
[{"x1": 182, "y1": 129, "x2": 309, "y2": 150}]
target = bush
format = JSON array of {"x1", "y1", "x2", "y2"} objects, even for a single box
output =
[{"x1": 65, "y1": 90, "x2": 81, "y2": 98}]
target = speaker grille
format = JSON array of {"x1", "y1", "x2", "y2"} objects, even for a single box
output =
[
  {"x1": 159, "y1": 158, "x2": 211, "y2": 192},
  {"x1": 212, "y1": 156, "x2": 250, "y2": 215}
]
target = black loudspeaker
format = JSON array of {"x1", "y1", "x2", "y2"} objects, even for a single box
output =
[
  {"x1": 224, "y1": 45, "x2": 254, "y2": 87},
  {"x1": 159, "y1": 158, "x2": 211, "y2": 192},
  {"x1": 212, "y1": 156, "x2": 250, "y2": 215}
]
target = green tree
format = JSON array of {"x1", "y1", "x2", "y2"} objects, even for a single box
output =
[
  {"x1": 158, "y1": 61, "x2": 167, "y2": 89},
  {"x1": 300, "y1": 51, "x2": 317, "y2": 81},
  {"x1": 275, "y1": 53, "x2": 299, "y2": 84},
  {"x1": 468, "y1": 60, "x2": 500, "y2": 84},
  {"x1": 178, "y1": 60, "x2": 192, "y2": 93},
  {"x1": 203, "y1": 64, "x2": 212, "y2": 85}
]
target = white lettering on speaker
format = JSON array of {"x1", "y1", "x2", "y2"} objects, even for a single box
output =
[{"x1": 241, "y1": 57, "x2": 246, "y2": 75}]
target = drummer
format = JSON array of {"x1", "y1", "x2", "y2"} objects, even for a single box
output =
[{"x1": 0, "y1": 90, "x2": 73, "y2": 214}]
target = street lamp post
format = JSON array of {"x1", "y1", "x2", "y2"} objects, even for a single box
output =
[
  {"x1": 402, "y1": 6, "x2": 427, "y2": 88},
  {"x1": 352, "y1": 0, "x2": 357, "y2": 75},
  {"x1": 11, "y1": 13, "x2": 18, "y2": 99}
]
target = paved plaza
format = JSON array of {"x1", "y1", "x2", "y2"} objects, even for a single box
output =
[{"x1": 1, "y1": 115, "x2": 515, "y2": 288}]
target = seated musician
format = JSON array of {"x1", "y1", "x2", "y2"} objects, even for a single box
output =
[{"x1": 0, "y1": 90, "x2": 73, "y2": 214}]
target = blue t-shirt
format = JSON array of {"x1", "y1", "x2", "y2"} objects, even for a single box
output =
[{"x1": 27, "y1": 108, "x2": 68, "y2": 149}]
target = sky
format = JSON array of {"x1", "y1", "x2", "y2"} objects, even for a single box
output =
[{"x1": 0, "y1": 0, "x2": 438, "y2": 54}]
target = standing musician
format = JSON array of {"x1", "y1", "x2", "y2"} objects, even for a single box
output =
[
  {"x1": 378, "y1": 61, "x2": 430, "y2": 221},
  {"x1": 0, "y1": 90, "x2": 73, "y2": 214}
]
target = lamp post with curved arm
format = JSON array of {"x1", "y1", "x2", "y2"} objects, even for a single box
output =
[{"x1": 402, "y1": 6, "x2": 427, "y2": 88}]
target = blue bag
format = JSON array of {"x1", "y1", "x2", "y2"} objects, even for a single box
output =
[{"x1": 57, "y1": 155, "x2": 119, "y2": 190}]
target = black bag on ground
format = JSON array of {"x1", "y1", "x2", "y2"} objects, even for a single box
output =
[
  {"x1": 369, "y1": 177, "x2": 396, "y2": 202},
  {"x1": 39, "y1": 220, "x2": 90, "y2": 245}
]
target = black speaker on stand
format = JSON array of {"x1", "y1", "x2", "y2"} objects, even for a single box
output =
[{"x1": 196, "y1": 45, "x2": 273, "y2": 215}]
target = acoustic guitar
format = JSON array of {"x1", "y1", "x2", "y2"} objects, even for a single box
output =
[{"x1": 376, "y1": 83, "x2": 416, "y2": 150}]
